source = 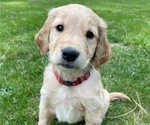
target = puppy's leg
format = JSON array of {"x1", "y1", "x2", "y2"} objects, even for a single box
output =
[
  {"x1": 85, "y1": 109, "x2": 103, "y2": 125},
  {"x1": 38, "y1": 97, "x2": 54, "y2": 125},
  {"x1": 84, "y1": 102, "x2": 105, "y2": 125},
  {"x1": 85, "y1": 90, "x2": 110, "y2": 125}
]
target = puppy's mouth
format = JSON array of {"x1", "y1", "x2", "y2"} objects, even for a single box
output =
[{"x1": 59, "y1": 63, "x2": 76, "y2": 69}]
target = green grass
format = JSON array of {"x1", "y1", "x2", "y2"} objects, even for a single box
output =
[{"x1": 0, "y1": 0, "x2": 150, "y2": 125}]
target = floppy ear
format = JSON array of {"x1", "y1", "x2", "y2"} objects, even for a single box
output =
[
  {"x1": 34, "y1": 19, "x2": 50, "y2": 53},
  {"x1": 92, "y1": 19, "x2": 111, "y2": 68},
  {"x1": 34, "y1": 10, "x2": 55, "y2": 54}
]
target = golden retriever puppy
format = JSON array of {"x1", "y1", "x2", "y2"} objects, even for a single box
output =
[{"x1": 35, "y1": 4, "x2": 130, "y2": 125}]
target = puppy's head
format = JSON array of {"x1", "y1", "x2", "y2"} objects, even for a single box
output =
[{"x1": 35, "y1": 4, "x2": 111, "y2": 69}]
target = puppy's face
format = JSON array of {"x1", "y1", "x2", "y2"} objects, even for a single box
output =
[
  {"x1": 49, "y1": 8, "x2": 99, "y2": 70},
  {"x1": 35, "y1": 4, "x2": 111, "y2": 69}
]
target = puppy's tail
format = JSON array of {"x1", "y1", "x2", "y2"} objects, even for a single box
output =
[{"x1": 110, "y1": 92, "x2": 131, "y2": 101}]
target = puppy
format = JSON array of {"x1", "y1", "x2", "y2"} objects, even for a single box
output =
[{"x1": 35, "y1": 4, "x2": 130, "y2": 125}]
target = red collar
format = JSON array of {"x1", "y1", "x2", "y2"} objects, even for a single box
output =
[{"x1": 53, "y1": 70, "x2": 90, "y2": 86}]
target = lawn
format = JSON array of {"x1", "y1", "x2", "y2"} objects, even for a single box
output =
[{"x1": 0, "y1": 0, "x2": 150, "y2": 125}]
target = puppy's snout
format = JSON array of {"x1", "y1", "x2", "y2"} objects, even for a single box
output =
[{"x1": 62, "y1": 47, "x2": 79, "y2": 62}]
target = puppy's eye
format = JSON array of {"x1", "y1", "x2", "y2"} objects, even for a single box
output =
[
  {"x1": 86, "y1": 30, "x2": 94, "y2": 39},
  {"x1": 56, "y1": 25, "x2": 64, "y2": 32}
]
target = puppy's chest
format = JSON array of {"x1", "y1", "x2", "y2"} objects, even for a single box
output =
[{"x1": 52, "y1": 90, "x2": 84, "y2": 123}]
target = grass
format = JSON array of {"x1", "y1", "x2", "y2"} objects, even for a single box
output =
[{"x1": 0, "y1": 0, "x2": 149, "y2": 124}]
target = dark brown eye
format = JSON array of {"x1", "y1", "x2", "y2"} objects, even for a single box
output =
[
  {"x1": 56, "y1": 25, "x2": 64, "y2": 32},
  {"x1": 86, "y1": 30, "x2": 94, "y2": 39}
]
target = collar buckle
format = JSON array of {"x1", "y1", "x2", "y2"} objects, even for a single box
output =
[{"x1": 63, "y1": 81, "x2": 73, "y2": 86}]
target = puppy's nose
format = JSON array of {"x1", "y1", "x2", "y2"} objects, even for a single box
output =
[{"x1": 62, "y1": 47, "x2": 79, "y2": 62}]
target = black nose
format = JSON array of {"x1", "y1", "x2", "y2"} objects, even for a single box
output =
[{"x1": 62, "y1": 47, "x2": 79, "y2": 62}]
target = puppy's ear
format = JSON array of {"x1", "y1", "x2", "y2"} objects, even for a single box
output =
[
  {"x1": 34, "y1": 11, "x2": 55, "y2": 54},
  {"x1": 92, "y1": 19, "x2": 111, "y2": 68}
]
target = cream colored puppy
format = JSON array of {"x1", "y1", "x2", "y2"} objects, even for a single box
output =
[{"x1": 35, "y1": 4, "x2": 130, "y2": 125}]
